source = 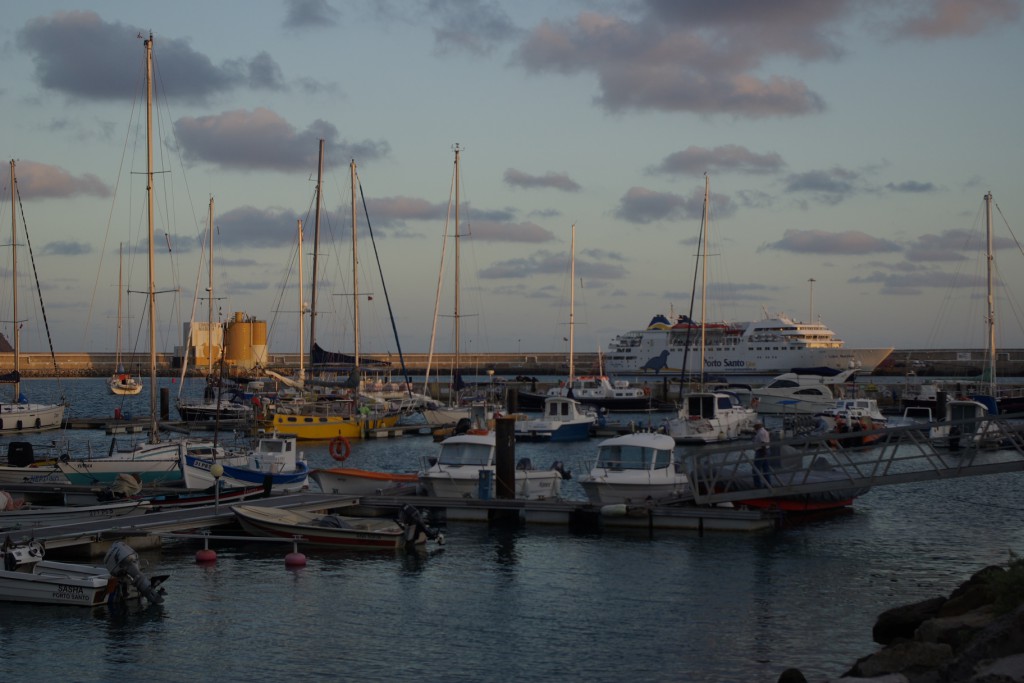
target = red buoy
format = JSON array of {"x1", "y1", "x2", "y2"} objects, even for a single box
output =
[
  {"x1": 284, "y1": 551, "x2": 307, "y2": 567},
  {"x1": 195, "y1": 548, "x2": 217, "y2": 563}
]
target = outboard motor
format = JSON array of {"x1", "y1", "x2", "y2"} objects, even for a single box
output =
[
  {"x1": 397, "y1": 504, "x2": 445, "y2": 550},
  {"x1": 551, "y1": 460, "x2": 572, "y2": 480},
  {"x1": 7, "y1": 442, "x2": 34, "y2": 467},
  {"x1": 104, "y1": 541, "x2": 164, "y2": 605}
]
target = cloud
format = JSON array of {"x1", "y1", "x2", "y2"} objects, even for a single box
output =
[
  {"x1": 783, "y1": 167, "x2": 861, "y2": 204},
  {"x1": 215, "y1": 206, "x2": 301, "y2": 248},
  {"x1": 849, "y1": 267, "x2": 986, "y2": 295},
  {"x1": 12, "y1": 160, "x2": 111, "y2": 199},
  {"x1": 614, "y1": 186, "x2": 737, "y2": 224},
  {"x1": 17, "y1": 11, "x2": 289, "y2": 103},
  {"x1": 465, "y1": 220, "x2": 556, "y2": 243},
  {"x1": 886, "y1": 180, "x2": 937, "y2": 193},
  {"x1": 889, "y1": 0, "x2": 1020, "y2": 39},
  {"x1": 513, "y1": 4, "x2": 837, "y2": 117},
  {"x1": 41, "y1": 241, "x2": 92, "y2": 256},
  {"x1": 648, "y1": 145, "x2": 786, "y2": 177},
  {"x1": 428, "y1": 0, "x2": 522, "y2": 55},
  {"x1": 479, "y1": 249, "x2": 628, "y2": 280},
  {"x1": 905, "y1": 228, "x2": 1016, "y2": 262},
  {"x1": 284, "y1": 0, "x2": 341, "y2": 29},
  {"x1": 504, "y1": 168, "x2": 581, "y2": 192},
  {"x1": 762, "y1": 229, "x2": 903, "y2": 255},
  {"x1": 173, "y1": 108, "x2": 390, "y2": 172}
]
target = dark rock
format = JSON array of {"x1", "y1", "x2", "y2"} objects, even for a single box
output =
[
  {"x1": 875, "y1": 597, "x2": 948, "y2": 645},
  {"x1": 939, "y1": 603, "x2": 1024, "y2": 682},
  {"x1": 846, "y1": 641, "x2": 953, "y2": 679},
  {"x1": 776, "y1": 668, "x2": 806, "y2": 683}
]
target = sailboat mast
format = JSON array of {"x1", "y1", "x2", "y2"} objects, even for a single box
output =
[
  {"x1": 309, "y1": 138, "x2": 324, "y2": 361},
  {"x1": 569, "y1": 223, "x2": 576, "y2": 383},
  {"x1": 985, "y1": 191, "x2": 996, "y2": 393},
  {"x1": 207, "y1": 196, "x2": 214, "y2": 377},
  {"x1": 699, "y1": 175, "x2": 709, "y2": 386},
  {"x1": 116, "y1": 243, "x2": 124, "y2": 368},
  {"x1": 453, "y1": 144, "x2": 461, "y2": 372},
  {"x1": 351, "y1": 159, "x2": 359, "y2": 366},
  {"x1": 145, "y1": 35, "x2": 158, "y2": 441},
  {"x1": 9, "y1": 160, "x2": 19, "y2": 402},
  {"x1": 297, "y1": 219, "x2": 305, "y2": 383}
]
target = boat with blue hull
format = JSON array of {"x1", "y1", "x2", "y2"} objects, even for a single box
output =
[{"x1": 514, "y1": 396, "x2": 595, "y2": 442}]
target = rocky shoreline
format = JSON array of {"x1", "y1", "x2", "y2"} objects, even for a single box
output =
[{"x1": 778, "y1": 562, "x2": 1024, "y2": 682}]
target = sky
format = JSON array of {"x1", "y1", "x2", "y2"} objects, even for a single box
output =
[{"x1": 1, "y1": 0, "x2": 1023, "y2": 361}]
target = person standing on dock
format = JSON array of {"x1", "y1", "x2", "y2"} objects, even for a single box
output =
[{"x1": 753, "y1": 422, "x2": 771, "y2": 486}]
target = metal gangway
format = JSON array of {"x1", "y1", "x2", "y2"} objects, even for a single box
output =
[{"x1": 685, "y1": 413, "x2": 1024, "y2": 506}]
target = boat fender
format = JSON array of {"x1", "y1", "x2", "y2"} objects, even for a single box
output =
[
  {"x1": 329, "y1": 436, "x2": 351, "y2": 462},
  {"x1": 600, "y1": 503, "x2": 629, "y2": 517}
]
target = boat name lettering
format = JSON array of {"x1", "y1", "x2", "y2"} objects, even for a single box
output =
[
  {"x1": 54, "y1": 584, "x2": 87, "y2": 600},
  {"x1": 704, "y1": 359, "x2": 746, "y2": 368}
]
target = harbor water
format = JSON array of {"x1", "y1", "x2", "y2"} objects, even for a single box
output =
[{"x1": 2, "y1": 378, "x2": 1024, "y2": 682}]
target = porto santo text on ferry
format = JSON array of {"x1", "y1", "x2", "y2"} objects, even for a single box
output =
[{"x1": 604, "y1": 311, "x2": 893, "y2": 377}]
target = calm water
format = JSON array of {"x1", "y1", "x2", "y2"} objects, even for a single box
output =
[{"x1": 3, "y1": 378, "x2": 1024, "y2": 682}]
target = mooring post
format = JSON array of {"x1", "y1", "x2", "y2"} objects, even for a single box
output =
[
  {"x1": 160, "y1": 387, "x2": 169, "y2": 420},
  {"x1": 490, "y1": 416, "x2": 521, "y2": 527},
  {"x1": 494, "y1": 417, "x2": 516, "y2": 499}
]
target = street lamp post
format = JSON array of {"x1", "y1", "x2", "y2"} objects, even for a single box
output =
[{"x1": 808, "y1": 278, "x2": 816, "y2": 321}]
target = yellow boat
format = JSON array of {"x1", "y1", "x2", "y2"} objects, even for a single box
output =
[{"x1": 271, "y1": 406, "x2": 400, "y2": 440}]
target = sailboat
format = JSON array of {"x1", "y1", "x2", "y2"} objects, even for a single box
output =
[
  {"x1": 515, "y1": 227, "x2": 653, "y2": 414},
  {"x1": 665, "y1": 176, "x2": 756, "y2": 444},
  {"x1": 58, "y1": 35, "x2": 223, "y2": 486},
  {"x1": 1, "y1": 160, "x2": 66, "y2": 434},
  {"x1": 270, "y1": 143, "x2": 400, "y2": 440},
  {"x1": 419, "y1": 145, "x2": 504, "y2": 430},
  {"x1": 514, "y1": 225, "x2": 596, "y2": 442},
  {"x1": 108, "y1": 242, "x2": 143, "y2": 396}
]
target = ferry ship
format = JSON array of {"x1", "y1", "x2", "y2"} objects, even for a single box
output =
[{"x1": 604, "y1": 313, "x2": 892, "y2": 377}]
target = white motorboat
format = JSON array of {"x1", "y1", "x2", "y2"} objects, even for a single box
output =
[
  {"x1": 0, "y1": 539, "x2": 166, "y2": 607},
  {"x1": 56, "y1": 439, "x2": 223, "y2": 486},
  {"x1": 514, "y1": 396, "x2": 595, "y2": 442},
  {"x1": 578, "y1": 432, "x2": 690, "y2": 505},
  {"x1": 665, "y1": 390, "x2": 756, "y2": 444},
  {"x1": 0, "y1": 495, "x2": 149, "y2": 531},
  {"x1": 752, "y1": 369, "x2": 857, "y2": 415},
  {"x1": 928, "y1": 399, "x2": 1002, "y2": 449},
  {"x1": 418, "y1": 431, "x2": 567, "y2": 501},
  {"x1": 180, "y1": 432, "x2": 309, "y2": 493}
]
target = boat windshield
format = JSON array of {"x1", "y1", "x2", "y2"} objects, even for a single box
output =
[
  {"x1": 438, "y1": 443, "x2": 492, "y2": 467},
  {"x1": 597, "y1": 445, "x2": 671, "y2": 470}
]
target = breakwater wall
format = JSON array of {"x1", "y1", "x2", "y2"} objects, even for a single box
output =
[{"x1": 5, "y1": 349, "x2": 1024, "y2": 378}]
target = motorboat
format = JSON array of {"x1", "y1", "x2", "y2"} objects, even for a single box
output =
[
  {"x1": 0, "y1": 539, "x2": 166, "y2": 607},
  {"x1": 179, "y1": 432, "x2": 309, "y2": 493},
  {"x1": 513, "y1": 396, "x2": 595, "y2": 442},
  {"x1": 0, "y1": 493, "x2": 149, "y2": 531},
  {"x1": 310, "y1": 468, "x2": 420, "y2": 496},
  {"x1": 665, "y1": 390, "x2": 756, "y2": 444},
  {"x1": 752, "y1": 369, "x2": 857, "y2": 415},
  {"x1": 578, "y1": 432, "x2": 690, "y2": 505},
  {"x1": 516, "y1": 375, "x2": 661, "y2": 413},
  {"x1": 418, "y1": 431, "x2": 567, "y2": 501},
  {"x1": 231, "y1": 502, "x2": 444, "y2": 551},
  {"x1": 928, "y1": 399, "x2": 1002, "y2": 450},
  {"x1": 56, "y1": 438, "x2": 223, "y2": 486}
]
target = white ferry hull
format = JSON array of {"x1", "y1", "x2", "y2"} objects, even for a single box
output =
[{"x1": 605, "y1": 315, "x2": 892, "y2": 377}]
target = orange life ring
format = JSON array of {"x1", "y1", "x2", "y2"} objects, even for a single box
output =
[{"x1": 329, "y1": 436, "x2": 351, "y2": 462}]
